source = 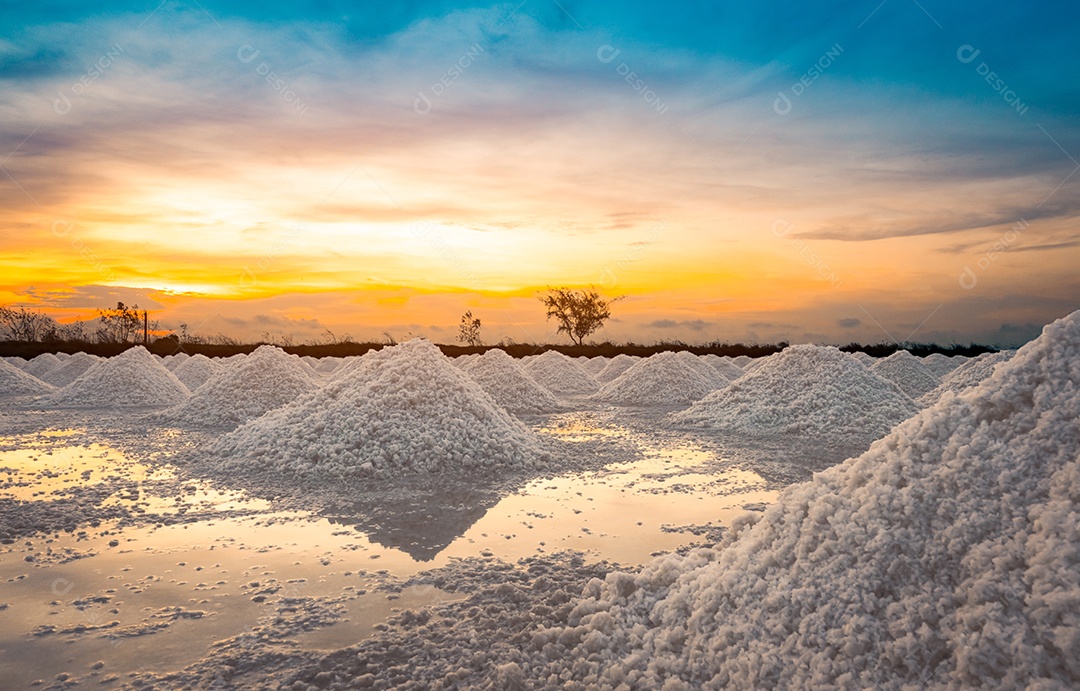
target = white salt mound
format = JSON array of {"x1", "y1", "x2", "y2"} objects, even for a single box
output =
[
  {"x1": 22, "y1": 352, "x2": 63, "y2": 379},
  {"x1": 170, "y1": 354, "x2": 222, "y2": 392},
  {"x1": 672, "y1": 344, "x2": 918, "y2": 443},
  {"x1": 156, "y1": 345, "x2": 316, "y2": 429},
  {"x1": 701, "y1": 354, "x2": 745, "y2": 382},
  {"x1": 849, "y1": 350, "x2": 876, "y2": 366},
  {"x1": 40, "y1": 346, "x2": 189, "y2": 408},
  {"x1": 522, "y1": 350, "x2": 600, "y2": 396},
  {"x1": 0, "y1": 359, "x2": 56, "y2": 397},
  {"x1": 594, "y1": 354, "x2": 640, "y2": 383},
  {"x1": 922, "y1": 352, "x2": 968, "y2": 378},
  {"x1": 672, "y1": 351, "x2": 730, "y2": 389},
  {"x1": 731, "y1": 354, "x2": 752, "y2": 368},
  {"x1": 919, "y1": 350, "x2": 1014, "y2": 407},
  {"x1": 581, "y1": 357, "x2": 610, "y2": 376},
  {"x1": 870, "y1": 349, "x2": 940, "y2": 400},
  {"x1": 313, "y1": 357, "x2": 343, "y2": 375},
  {"x1": 39, "y1": 352, "x2": 100, "y2": 388},
  {"x1": 534, "y1": 309, "x2": 1080, "y2": 689},
  {"x1": 461, "y1": 349, "x2": 560, "y2": 414},
  {"x1": 213, "y1": 339, "x2": 546, "y2": 478},
  {"x1": 592, "y1": 351, "x2": 720, "y2": 406},
  {"x1": 162, "y1": 353, "x2": 190, "y2": 371}
]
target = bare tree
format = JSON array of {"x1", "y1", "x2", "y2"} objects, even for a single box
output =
[
  {"x1": 539, "y1": 287, "x2": 622, "y2": 346},
  {"x1": 458, "y1": 311, "x2": 482, "y2": 347},
  {"x1": 0, "y1": 306, "x2": 55, "y2": 342},
  {"x1": 95, "y1": 302, "x2": 143, "y2": 344}
]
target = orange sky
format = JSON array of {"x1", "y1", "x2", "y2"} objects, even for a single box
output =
[{"x1": 2, "y1": 4, "x2": 1078, "y2": 346}]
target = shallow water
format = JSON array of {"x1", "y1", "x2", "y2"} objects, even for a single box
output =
[{"x1": 0, "y1": 416, "x2": 779, "y2": 686}]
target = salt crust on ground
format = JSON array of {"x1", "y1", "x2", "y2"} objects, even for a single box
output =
[
  {"x1": 522, "y1": 350, "x2": 600, "y2": 396},
  {"x1": 529, "y1": 309, "x2": 1080, "y2": 689},
  {"x1": 592, "y1": 352, "x2": 722, "y2": 406},
  {"x1": 870, "y1": 349, "x2": 941, "y2": 400},
  {"x1": 919, "y1": 350, "x2": 1015, "y2": 407},
  {"x1": 460, "y1": 348, "x2": 560, "y2": 414},
  {"x1": 155, "y1": 345, "x2": 316, "y2": 429},
  {"x1": 672, "y1": 344, "x2": 918, "y2": 443},
  {"x1": 213, "y1": 339, "x2": 547, "y2": 478},
  {"x1": 38, "y1": 346, "x2": 189, "y2": 408},
  {"x1": 0, "y1": 358, "x2": 56, "y2": 397}
]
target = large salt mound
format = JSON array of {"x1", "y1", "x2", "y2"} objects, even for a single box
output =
[
  {"x1": 460, "y1": 348, "x2": 560, "y2": 414},
  {"x1": 870, "y1": 349, "x2": 940, "y2": 399},
  {"x1": 39, "y1": 346, "x2": 189, "y2": 408},
  {"x1": 592, "y1": 351, "x2": 720, "y2": 406},
  {"x1": 38, "y1": 352, "x2": 100, "y2": 388},
  {"x1": 162, "y1": 353, "x2": 190, "y2": 371},
  {"x1": 522, "y1": 350, "x2": 600, "y2": 396},
  {"x1": 170, "y1": 354, "x2": 222, "y2": 392},
  {"x1": 0, "y1": 359, "x2": 56, "y2": 397},
  {"x1": 922, "y1": 352, "x2": 967, "y2": 378},
  {"x1": 533, "y1": 309, "x2": 1080, "y2": 689},
  {"x1": 672, "y1": 344, "x2": 918, "y2": 443},
  {"x1": 731, "y1": 354, "x2": 752, "y2": 368},
  {"x1": 155, "y1": 345, "x2": 316, "y2": 429},
  {"x1": 594, "y1": 354, "x2": 640, "y2": 383},
  {"x1": 919, "y1": 350, "x2": 1014, "y2": 407},
  {"x1": 213, "y1": 339, "x2": 546, "y2": 478}
]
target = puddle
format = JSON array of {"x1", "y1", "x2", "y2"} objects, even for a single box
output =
[{"x1": 0, "y1": 418, "x2": 779, "y2": 686}]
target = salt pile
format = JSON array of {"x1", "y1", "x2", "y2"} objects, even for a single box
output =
[
  {"x1": 213, "y1": 339, "x2": 546, "y2": 478},
  {"x1": 460, "y1": 348, "x2": 560, "y2": 414},
  {"x1": 39, "y1": 352, "x2": 100, "y2": 388},
  {"x1": 170, "y1": 354, "x2": 222, "y2": 392},
  {"x1": 522, "y1": 350, "x2": 600, "y2": 396},
  {"x1": 594, "y1": 354, "x2": 640, "y2": 383},
  {"x1": 0, "y1": 359, "x2": 56, "y2": 397},
  {"x1": 672, "y1": 345, "x2": 918, "y2": 443},
  {"x1": 848, "y1": 350, "x2": 876, "y2": 366},
  {"x1": 39, "y1": 346, "x2": 189, "y2": 407},
  {"x1": 922, "y1": 352, "x2": 968, "y2": 378},
  {"x1": 581, "y1": 357, "x2": 610, "y2": 376},
  {"x1": 531, "y1": 309, "x2": 1080, "y2": 689},
  {"x1": 592, "y1": 351, "x2": 721, "y2": 406},
  {"x1": 672, "y1": 350, "x2": 730, "y2": 389},
  {"x1": 156, "y1": 345, "x2": 316, "y2": 429},
  {"x1": 919, "y1": 350, "x2": 1014, "y2": 407},
  {"x1": 162, "y1": 353, "x2": 189, "y2": 371},
  {"x1": 731, "y1": 354, "x2": 752, "y2": 368},
  {"x1": 19, "y1": 352, "x2": 62, "y2": 379},
  {"x1": 312, "y1": 357, "x2": 344, "y2": 375},
  {"x1": 701, "y1": 354, "x2": 745, "y2": 382},
  {"x1": 870, "y1": 349, "x2": 940, "y2": 399}
]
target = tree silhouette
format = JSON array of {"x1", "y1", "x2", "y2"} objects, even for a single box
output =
[
  {"x1": 458, "y1": 311, "x2": 482, "y2": 347},
  {"x1": 539, "y1": 287, "x2": 622, "y2": 346}
]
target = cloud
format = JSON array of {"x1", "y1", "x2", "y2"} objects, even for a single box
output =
[
  {"x1": 647, "y1": 318, "x2": 709, "y2": 332},
  {"x1": 838, "y1": 318, "x2": 861, "y2": 328}
]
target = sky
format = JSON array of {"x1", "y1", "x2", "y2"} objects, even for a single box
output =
[{"x1": 1, "y1": 1, "x2": 1079, "y2": 347}]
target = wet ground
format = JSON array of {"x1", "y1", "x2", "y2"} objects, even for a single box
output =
[{"x1": 0, "y1": 403, "x2": 860, "y2": 688}]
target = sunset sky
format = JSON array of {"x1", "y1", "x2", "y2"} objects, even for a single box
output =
[{"x1": 2, "y1": 2, "x2": 1078, "y2": 346}]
